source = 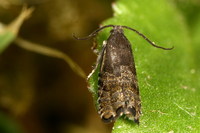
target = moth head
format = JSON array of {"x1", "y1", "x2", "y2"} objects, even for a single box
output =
[{"x1": 110, "y1": 26, "x2": 124, "y2": 34}]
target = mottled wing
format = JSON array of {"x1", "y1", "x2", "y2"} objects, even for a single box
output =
[{"x1": 98, "y1": 30, "x2": 141, "y2": 124}]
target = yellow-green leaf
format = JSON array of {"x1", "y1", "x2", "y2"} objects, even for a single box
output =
[{"x1": 88, "y1": 0, "x2": 200, "y2": 132}]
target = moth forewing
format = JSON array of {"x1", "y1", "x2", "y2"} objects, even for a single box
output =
[{"x1": 97, "y1": 26, "x2": 141, "y2": 124}]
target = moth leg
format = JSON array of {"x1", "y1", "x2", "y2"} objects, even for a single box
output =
[
  {"x1": 87, "y1": 41, "x2": 107, "y2": 80},
  {"x1": 91, "y1": 38, "x2": 98, "y2": 54}
]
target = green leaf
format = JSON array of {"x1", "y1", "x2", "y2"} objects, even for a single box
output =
[
  {"x1": 88, "y1": 0, "x2": 200, "y2": 132},
  {"x1": 0, "y1": 31, "x2": 15, "y2": 53}
]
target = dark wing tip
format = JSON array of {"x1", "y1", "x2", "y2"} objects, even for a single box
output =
[{"x1": 134, "y1": 118, "x2": 140, "y2": 125}]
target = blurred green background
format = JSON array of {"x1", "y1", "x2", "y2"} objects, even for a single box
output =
[{"x1": 0, "y1": 0, "x2": 200, "y2": 133}]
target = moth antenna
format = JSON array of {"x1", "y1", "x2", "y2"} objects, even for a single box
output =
[
  {"x1": 121, "y1": 26, "x2": 174, "y2": 50},
  {"x1": 73, "y1": 25, "x2": 115, "y2": 40}
]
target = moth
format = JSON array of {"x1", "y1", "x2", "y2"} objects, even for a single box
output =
[{"x1": 73, "y1": 25, "x2": 173, "y2": 124}]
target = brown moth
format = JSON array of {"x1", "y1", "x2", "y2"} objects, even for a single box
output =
[{"x1": 73, "y1": 25, "x2": 173, "y2": 124}]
